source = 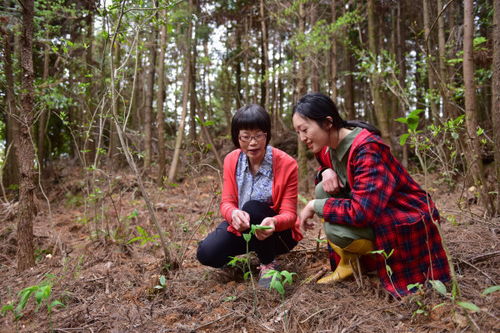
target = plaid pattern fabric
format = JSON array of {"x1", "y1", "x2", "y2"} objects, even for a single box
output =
[{"x1": 315, "y1": 129, "x2": 450, "y2": 297}]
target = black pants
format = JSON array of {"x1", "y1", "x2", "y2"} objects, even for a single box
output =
[{"x1": 197, "y1": 200, "x2": 298, "y2": 267}]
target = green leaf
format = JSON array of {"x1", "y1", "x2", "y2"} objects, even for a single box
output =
[
  {"x1": 407, "y1": 116, "x2": 420, "y2": 131},
  {"x1": 394, "y1": 117, "x2": 408, "y2": 124},
  {"x1": 298, "y1": 194, "x2": 309, "y2": 204},
  {"x1": 159, "y1": 275, "x2": 166, "y2": 286},
  {"x1": 16, "y1": 286, "x2": 37, "y2": 313},
  {"x1": 47, "y1": 300, "x2": 64, "y2": 313},
  {"x1": 456, "y1": 301, "x2": 480, "y2": 312},
  {"x1": 407, "y1": 283, "x2": 422, "y2": 291},
  {"x1": 1, "y1": 304, "x2": 14, "y2": 315},
  {"x1": 252, "y1": 225, "x2": 273, "y2": 230},
  {"x1": 242, "y1": 233, "x2": 251, "y2": 242},
  {"x1": 385, "y1": 264, "x2": 393, "y2": 276},
  {"x1": 482, "y1": 285, "x2": 500, "y2": 296},
  {"x1": 399, "y1": 133, "x2": 410, "y2": 146},
  {"x1": 281, "y1": 271, "x2": 295, "y2": 284},
  {"x1": 432, "y1": 302, "x2": 446, "y2": 310},
  {"x1": 430, "y1": 280, "x2": 448, "y2": 296}
]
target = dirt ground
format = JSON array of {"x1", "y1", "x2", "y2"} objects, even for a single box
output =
[{"x1": 0, "y1": 158, "x2": 499, "y2": 332}]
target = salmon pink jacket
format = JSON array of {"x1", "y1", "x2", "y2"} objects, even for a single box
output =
[{"x1": 220, "y1": 147, "x2": 303, "y2": 241}]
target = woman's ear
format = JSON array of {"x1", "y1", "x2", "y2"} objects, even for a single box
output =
[{"x1": 325, "y1": 116, "x2": 334, "y2": 129}]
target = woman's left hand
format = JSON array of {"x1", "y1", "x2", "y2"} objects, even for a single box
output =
[{"x1": 255, "y1": 217, "x2": 276, "y2": 240}]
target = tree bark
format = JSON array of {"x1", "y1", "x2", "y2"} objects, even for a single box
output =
[
  {"x1": 37, "y1": 31, "x2": 50, "y2": 170},
  {"x1": 259, "y1": 0, "x2": 270, "y2": 108},
  {"x1": 143, "y1": 31, "x2": 157, "y2": 169},
  {"x1": 492, "y1": 0, "x2": 500, "y2": 214},
  {"x1": 156, "y1": 8, "x2": 168, "y2": 184},
  {"x1": 16, "y1": 0, "x2": 36, "y2": 270},
  {"x1": 367, "y1": 0, "x2": 391, "y2": 146},
  {"x1": 329, "y1": 0, "x2": 338, "y2": 101},
  {"x1": 463, "y1": 0, "x2": 494, "y2": 215},
  {"x1": 342, "y1": 2, "x2": 355, "y2": 120},
  {"x1": 310, "y1": 2, "x2": 319, "y2": 92},
  {"x1": 168, "y1": 4, "x2": 192, "y2": 182},
  {"x1": 423, "y1": 0, "x2": 439, "y2": 121},
  {"x1": 189, "y1": 0, "x2": 198, "y2": 143},
  {"x1": 297, "y1": 2, "x2": 309, "y2": 193},
  {"x1": 1, "y1": 23, "x2": 20, "y2": 190}
]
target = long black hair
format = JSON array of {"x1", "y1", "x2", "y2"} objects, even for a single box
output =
[
  {"x1": 231, "y1": 104, "x2": 272, "y2": 148},
  {"x1": 293, "y1": 93, "x2": 381, "y2": 135}
]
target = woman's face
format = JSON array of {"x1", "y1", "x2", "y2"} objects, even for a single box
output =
[
  {"x1": 238, "y1": 129, "x2": 267, "y2": 165},
  {"x1": 292, "y1": 113, "x2": 331, "y2": 153}
]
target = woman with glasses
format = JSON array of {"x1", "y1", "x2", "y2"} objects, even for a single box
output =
[
  {"x1": 197, "y1": 104, "x2": 302, "y2": 287},
  {"x1": 292, "y1": 93, "x2": 450, "y2": 297}
]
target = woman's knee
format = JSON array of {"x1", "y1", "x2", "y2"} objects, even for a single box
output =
[{"x1": 196, "y1": 240, "x2": 224, "y2": 268}]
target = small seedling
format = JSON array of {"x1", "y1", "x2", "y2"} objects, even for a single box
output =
[
  {"x1": 429, "y1": 280, "x2": 480, "y2": 313},
  {"x1": 127, "y1": 226, "x2": 159, "y2": 246},
  {"x1": 154, "y1": 275, "x2": 167, "y2": 290},
  {"x1": 263, "y1": 269, "x2": 296, "y2": 298},
  {"x1": 1, "y1": 277, "x2": 64, "y2": 320}
]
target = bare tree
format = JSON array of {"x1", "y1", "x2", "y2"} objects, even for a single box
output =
[
  {"x1": 168, "y1": 1, "x2": 192, "y2": 182},
  {"x1": 156, "y1": 8, "x2": 168, "y2": 184},
  {"x1": 493, "y1": 0, "x2": 500, "y2": 214},
  {"x1": 16, "y1": 0, "x2": 36, "y2": 270}
]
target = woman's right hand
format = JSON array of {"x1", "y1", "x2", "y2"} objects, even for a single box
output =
[
  {"x1": 299, "y1": 200, "x2": 317, "y2": 231},
  {"x1": 321, "y1": 168, "x2": 343, "y2": 194},
  {"x1": 231, "y1": 209, "x2": 250, "y2": 232}
]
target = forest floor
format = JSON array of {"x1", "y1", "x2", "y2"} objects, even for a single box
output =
[{"x1": 0, "y1": 156, "x2": 499, "y2": 333}]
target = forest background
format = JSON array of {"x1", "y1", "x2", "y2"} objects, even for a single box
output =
[{"x1": 0, "y1": 0, "x2": 499, "y2": 332}]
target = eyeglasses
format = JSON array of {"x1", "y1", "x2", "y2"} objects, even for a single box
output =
[{"x1": 239, "y1": 133, "x2": 267, "y2": 143}]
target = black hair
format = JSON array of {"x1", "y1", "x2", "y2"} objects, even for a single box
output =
[
  {"x1": 292, "y1": 92, "x2": 381, "y2": 135},
  {"x1": 231, "y1": 104, "x2": 272, "y2": 148}
]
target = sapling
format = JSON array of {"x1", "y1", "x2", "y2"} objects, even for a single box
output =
[
  {"x1": 1, "y1": 277, "x2": 64, "y2": 320},
  {"x1": 262, "y1": 269, "x2": 296, "y2": 298}
]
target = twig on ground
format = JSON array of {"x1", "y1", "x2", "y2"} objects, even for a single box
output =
[
  {"x1": 301, "y1": 267, "x2": 327, "y2": 285},
  {"x1": 193, "y1": 312, "x2": 236, "y2": 331},
  {"x1": 299, "y1": 306, "x2": 337, "y2": 323},
  {"x1": 456, "y1": 258, "x2": 497, "y2": 284}
]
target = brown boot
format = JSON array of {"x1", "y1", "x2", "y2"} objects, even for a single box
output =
[{"x1": 317, "y1": 239, "x2": 373, "y2": 284}]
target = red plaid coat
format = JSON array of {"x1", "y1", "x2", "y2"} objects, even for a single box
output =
[{"x1": 315, "y1": 129, "x2": 450, "y2": 297}]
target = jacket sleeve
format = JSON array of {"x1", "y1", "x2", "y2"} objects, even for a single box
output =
[
  {"x1": 321, "y1": 142, "x2": 396, "y2": 227},
  {"x1": 220, "y1": 152, "x2": 239, "y2": 224},
  {"x1": 273, "y1": 159, "x2": 298, "y2": 232}
]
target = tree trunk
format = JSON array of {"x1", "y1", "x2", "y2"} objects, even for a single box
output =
[
  {"x1": 367, "y1": 0, "x2": 391, "y2": 146},
  {"x1": 168, "y1": 5, "x2": 192, "y2": 182},
  {"x1": 143, "y1": 32, "x2": 157, "y2": 169},
  {"x1": 16, "y1": 0, "x2": 36, "y2": 271},
  {"x1": 297, "y1": 2, "x2": 309, "y2": 193},
  {"x1": 189, "y1": 0, "x2": 198, "y2": 143},
  {"x1": 1, "y1": 24, "x2": 20, "y2": 190},
  {"x1": 259, "y1": 0, "x2": 270, "y2": 108},
  {"x1": 37, "y1": 31, "x2": 50, "y2": 170},
  {"x1": 463, "y1": 0, "x2": 494, "y2": 215},
  {"x1": 310, "y1": 2, "x2": 319, "y2": 92},
  {"x1": 423, "y1": 0, "x2": 439, "y2": 121},
  {"x1": 437, "y1": 0, "x2": 453, "y2": 119},
  {"x1": 156, "y1": 8, "x2": 168, "y2": 184},
  {"x1": 396, "y1": 1, "x2": 408, "y2": 167},
  {"x1": 329, "y1": 0, "x2": 338, "y2": 101},
  {"x1": 492, "y1": 0, "x2": 500, "y2": 214},
  {"x1": 343, "y1": 2, "x2": 355, "y2": 120}
]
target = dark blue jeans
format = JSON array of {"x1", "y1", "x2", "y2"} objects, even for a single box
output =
[{"x1": 197, "y1": 200, "x2": 297, "y2": 266}]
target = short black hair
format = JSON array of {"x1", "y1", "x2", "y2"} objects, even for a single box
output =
[{"x1": 231, "y1": 104, "x2": 272, "y2": 148}]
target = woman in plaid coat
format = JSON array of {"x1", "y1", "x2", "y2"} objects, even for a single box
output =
[{"x1": 292, "y1": 93, "x2": 450, "y2": 297}]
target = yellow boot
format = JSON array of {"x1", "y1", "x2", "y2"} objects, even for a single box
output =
[{"x1": 317, "y1": 239, "x2": 374, "y2": 284}]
